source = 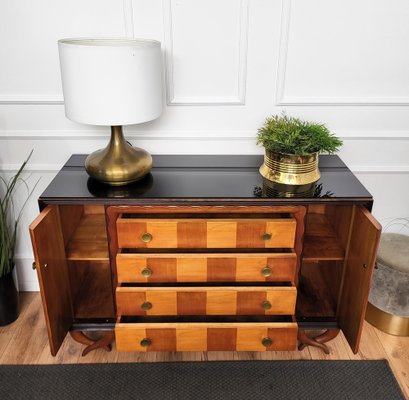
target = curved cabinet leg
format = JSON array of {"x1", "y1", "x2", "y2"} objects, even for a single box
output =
[
  {"x1": 297, "y1": 329, "x2": 340, "y2": 354},
  {"x1": 69, "y1": 331, "x2": 114, "y2": 356}
]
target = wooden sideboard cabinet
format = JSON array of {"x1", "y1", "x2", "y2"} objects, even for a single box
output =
[{"x1": 29, "y1": 155, "x2": 381, "y2": 356}]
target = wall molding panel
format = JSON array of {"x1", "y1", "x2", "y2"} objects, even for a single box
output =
[
  {"x1": 163, "y1": 0, "x2": 249, "y2": 105},
  {"x1": 275, "y1": 0, "x2": 409, "y2": 106},
  {"x1": 2, "y1": 130, "x2": 409, "y2": 141}
]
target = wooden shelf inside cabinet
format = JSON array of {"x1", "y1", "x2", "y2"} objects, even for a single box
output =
[
  {"x1": 66, "y1": 213, "x2": 109, "y2": 261},
  {"x1": 302, "y1": 213, "x2": 345, "y2": 261}
]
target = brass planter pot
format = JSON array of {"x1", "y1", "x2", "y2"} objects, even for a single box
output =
[{"x1": 259, "y1": 150, "x2": 320, "y2": 186}]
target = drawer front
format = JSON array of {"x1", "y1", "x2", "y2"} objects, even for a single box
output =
[
  {"x1": 117, "y1": 253, "x2": 297, "y2": 283},
  {"x1": 116, "y1": 287, "x2": 297, "y2": 316},
  {"x1": 116, "y1": 218, "x2": 296, "y2": 249},
  {"x1": 115, "y1": 321, "x2": 298, "y2": 352}
]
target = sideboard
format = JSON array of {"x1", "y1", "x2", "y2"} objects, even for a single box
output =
[{"x1": 29, "y1": 154, "x2": 381, "y2": 356}]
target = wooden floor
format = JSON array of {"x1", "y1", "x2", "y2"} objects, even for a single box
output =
[{"x1": 1, "y1": 293, "x2": 408, "y2": 398}]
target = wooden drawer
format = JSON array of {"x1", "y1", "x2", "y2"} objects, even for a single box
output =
[
  {"x1": 116, "y1": 286, "x2": 297, "y2": 316},
  {"x1": 116, "y1": 253, "x2": 297, "y2": 283},
  {"x1": 116, "y1": 218, "x2": 296, "y2": 249},
  {"x1": 115, "y1": 320, "x2": 298, "y2": 352}
]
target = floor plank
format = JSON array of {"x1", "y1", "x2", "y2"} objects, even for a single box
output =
[{"x1": 1, "y1": 293, "x2": 408, "y2": 398}]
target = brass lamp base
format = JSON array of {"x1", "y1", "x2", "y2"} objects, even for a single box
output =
[{"x1": 85, "y1": 126, "x2": 152, "y2": 186}]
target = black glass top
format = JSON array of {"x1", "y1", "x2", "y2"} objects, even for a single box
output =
[{"x1": 39, "y1": 154, "x2": 373, "y2": 205}]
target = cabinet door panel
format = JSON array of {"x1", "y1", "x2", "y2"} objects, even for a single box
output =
[
  {"x1": 337, "y1": 206, "x2": 381, "y2": 353},
  {"x1": 29, "y1": 206, "x2": 73, "y2": 356}
]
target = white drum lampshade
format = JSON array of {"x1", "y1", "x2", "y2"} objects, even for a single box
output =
[{"x1": 58, "y1": 38, "x2": 163, "y2": 185}]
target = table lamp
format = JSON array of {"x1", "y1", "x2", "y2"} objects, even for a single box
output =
[{"x1": 58, "y1": 38, "x2": 163, "y2": 185}]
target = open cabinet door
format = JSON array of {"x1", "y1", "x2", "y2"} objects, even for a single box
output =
[
  {"x1": 29, "y1": 206, "x2": 73, "y2": 356},
  {"x1": 337, "y1": 206, "x2": 381, "y2": 353}
]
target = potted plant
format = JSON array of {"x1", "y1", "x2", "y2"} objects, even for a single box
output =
[
  {"x1": 257, "y1": 114, "x2": 342, "y2": 186},
  {"x1": 0, "y1": 151, "x2": 35, "y2": 326}
]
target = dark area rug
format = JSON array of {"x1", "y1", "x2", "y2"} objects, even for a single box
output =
[{"x1": 0, "y1": 360, "x2": 404, "y2": 400}]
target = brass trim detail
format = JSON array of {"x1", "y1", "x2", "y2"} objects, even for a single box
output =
[
  {"x1": 366, "y1": 302, "x2": 409, "y2": 336},
  {"x1": 140, "y1": 301, "x2": 153, "y2": 311},
  {"x1": 32, "y1": 262, "x2": 37, "y2": 270},
  {"x1": 261, "y1": 301, "x2": 272, "y2": 310},
  {"x1": 140, "y1": 338, "x2": 152, "y2": 347},
  {"x1": 261, "y1": 266, "x2": 272, "y2": 277},
  {"x1": 261, "y1": 233, "x2": 272, "y2": 241},
  {"x1": 141, "y1": 268, "x2": 152, "y2": 277},
  {"x1": 259, "y1": 150, "x2": 320, "y2": 185},
  {"x1": 141, "y1": 233, "x2": 153, "y2": 243},
  {"x1": 262, "y1": 337, "x2": 273, "y2": 347}
]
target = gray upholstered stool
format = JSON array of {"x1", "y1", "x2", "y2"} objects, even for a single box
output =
[{"x1": 366, "y1": 233, "x2": 409, "y2": 336}]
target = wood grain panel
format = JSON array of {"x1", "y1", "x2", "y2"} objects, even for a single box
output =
[
  {"x1": 265, "y1": 220, "x2": 296, "y2": 248},
  {"x1": 177, "y1": 221, "x2": 207, "y2": 248},
  {"x1": 265, "y1": 289, "x2": 297, "y2": 315},
  {"x1": 177, "y1": 292, "x2": 206, "y2": 315},
  {"x1": 117, "y1": 217, "x2": 297, "y2": 249},
  {"x1": 207, "y1": 221, "x2": 237, "y2": 248},
  {"x1": 207, "y1": 258, "x2": 236, "y2": 281},
  {"x1": 117, "y1": 287, "x2": 296, "y2": 316},
  {"x1": 117, "y1": 221, "x2": 147, "y2": 248},
  {"x1": 117, "y1": 254, "x2": 296, "y2": 283},
  {"x1": 235, "y1": 255, "x2": 296, "y2": 282},
  {"x1": 146, "y1": 222, "x2": 178, "y2": 248},
  {"x1": 147, "y1": 258, "x2": 177, "y2": 282},
  {"x1": 176, "y1": 328, "x2": 207, "y2": 351},
  {"x1": 115, "y1": 322, "x2": 298, "y2": 352},
  {"x1": 66, "y1": 213, "x2": 108, "y2": 260},
  {"x1": 266, "y1": 327, "x2": 298, "y2": 351},
  {"x1": 338, "y1": 206, "x2": 381, "y2": 353},
  {"x1": 146, "y1": 329, "x2": 176, "y2": 352},
  {"x1": 176, "y1": 258, "x2": 207, "y2": 282},
  {"x1": 236, "y1": 327, "x2": 267, "y2": 351},
  {"x1": 236, "y1": 221, "x2": 266, "y2": 248},
  {"x1": 29, "y1": 206, "x2": 73, "y2": 356},
  {"x1": 207, "y1": 328, "x2": 237, "y2": 351},
  {"x1": 116, "y1": 291, "x2": 146, "y2": 316},
  {"x1": 117, "y1": 257, "x2": 147, "y2": 282},
  {"x1": 236, "y1": 291, "x2": 266, "y2": 315},
  {"x1": 146, "y1": 291, "x2": 178, "y2": 315},
  {"x1": 206, "y1": 291, "x2": 237, "y2": 315},
  {"x1": 115, "y1": 328, "x2": 147, "y2": 352}
]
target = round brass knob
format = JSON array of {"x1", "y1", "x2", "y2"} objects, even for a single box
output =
[
  {"x1": 261, "y1": 300, "x2": 272, "y2": 310},
  {"x1": 140, "y1": 338, "x2": 152, "y2": 347},
  {"x1": 261, "y1": 233, "x2": 272, "y2": 241},
  {"x1": 141, "y1": 268, "x2": 152, "y2": 277},
  {"x1": 141, "y1": 233, "x2": 153, "y2": 243},
  {"x1": 141, "y1": 301, "x2": 152, "y2": 311},
  {"x1": 261, "y1": 266, "x2": 272, "y2": 277},
  {"x1": 262, "y1": 337, "x2": 272, "y2": 347}
]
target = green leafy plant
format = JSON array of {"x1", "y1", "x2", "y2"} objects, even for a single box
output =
[
  {"x1": 0, "y1": 151, "x2": 37, "y2": 278},
  {"x1": 257, "y1": 114, "x2": 343, "y2": 155}
]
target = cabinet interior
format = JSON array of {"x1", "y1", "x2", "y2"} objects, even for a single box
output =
[
  {"x1": 59, "y1": 205, "x2": 115, "y2": 320},
  {"x1": 59, "y1": 203, "x2": 355, "y2": 322},
  {"x1": 296, "y1": 204, "x2": 354, "y2": 320}
]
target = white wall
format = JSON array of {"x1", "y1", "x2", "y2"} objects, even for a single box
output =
[{"x1": 1, "y1": 0, "x2": 408, "y2": 291}]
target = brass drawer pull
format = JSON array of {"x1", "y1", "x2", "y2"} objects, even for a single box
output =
[
  {"x1": 141, "y1": 233, "x2": 153, "y2": 243},
  {"x1": 141, "y1": 301, "x2": 152, "y2": 311},
  {"x1": 141, "y1": 268, "x2": 152, "y2": 277},
  {"x1": 261, "y1": 266, "x2": 272, "y2": 277},
  {"x1": 261, "y1": 233, "x2": 272, "y2": 241},
  {"x1": 262, "y1": 337, "x2": 272, "y2": 347},
  {"x1": 261, "y1": 300, "x2": 272, "y2": 310},
  {"x1": 140, "y1": 338, "x2": 152, "y2": 347}
]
